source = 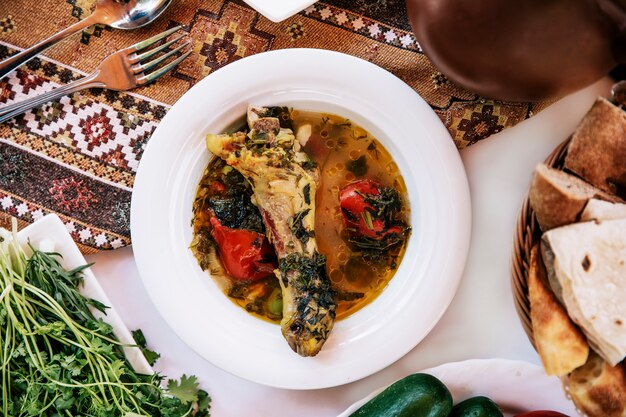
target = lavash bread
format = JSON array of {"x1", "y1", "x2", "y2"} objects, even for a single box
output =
[
  {"x1": 527, "y1": 244, "x2": 588, "y2": 376},
  {"x1": 542, "y1": 219, "x2": 626, "y2": 366},
  {"x1": 529, "y1": 164, "x2": 617, "y2": 231},
  {"x1": 524, "y1": 98, "x2": 626, "y2": 416},
  {"x1": 564, "y1": 97, "x2": 626, "y2": 196},
  {"x1": 540, "y1": 240, "x2": 564, "y2": 306},
  {"x1": 581, "y1": 199, "x2": 626, "y2": 222},
  {"x1": 567, "y1": 352, "x2": 626, "y2": 417}
]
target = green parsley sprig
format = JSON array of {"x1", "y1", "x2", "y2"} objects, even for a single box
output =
[{"x1": 0, "y1": 226, "x2": 210, "y2": 417}]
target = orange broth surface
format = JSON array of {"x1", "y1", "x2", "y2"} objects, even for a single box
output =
[{"x1": 191, "y1": 110, "x2": 410, "y2": 322}]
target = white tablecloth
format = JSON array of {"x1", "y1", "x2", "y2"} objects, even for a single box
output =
[{"x1": 86, "y1": 78, "x2": 612, "y2": 417}]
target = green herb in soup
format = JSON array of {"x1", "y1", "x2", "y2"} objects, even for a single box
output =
[{"x1": 191, "y1": 108, "x2": 410, "y2": 323}]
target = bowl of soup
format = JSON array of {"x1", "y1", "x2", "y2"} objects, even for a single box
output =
[{"x1": 131, "y1": 49, "x2": 471, "y2": 388}]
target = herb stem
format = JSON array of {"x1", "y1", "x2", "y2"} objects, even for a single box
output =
[{"x1": 0, "y1": 227, "x2": 210, "y2": 416}]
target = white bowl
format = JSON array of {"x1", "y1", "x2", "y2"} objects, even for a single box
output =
[
  {"x1": 131, "y1": 49, "x2": 471, "y2": 389},
  {"x1": 242, "y1": 0, "x2": 316, "y2": 22}
]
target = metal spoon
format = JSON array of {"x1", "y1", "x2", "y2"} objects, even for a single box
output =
[{"x1": 0, "y1": 0, "x2": 173, "y2": 78}]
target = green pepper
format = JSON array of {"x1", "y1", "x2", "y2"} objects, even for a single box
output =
[
  {"x1": 350, "y1": 373, "x2": 452, "y2": 417},
  {"x1": 449, "y1": 396, "x2": 504, "y2": 417}
]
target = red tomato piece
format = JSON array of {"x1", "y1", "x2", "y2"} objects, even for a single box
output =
[
  {"x1": 209, "y1": 215, "x2": 276, "y2": 281},
  {"x1": 209, "y1": 180, "x2": 226, "y2": 194},
  {"x1": 340, "y1": 179, "x2": 400, "y2": 240},
  {"x1": 515, "y1": 412, "x2": 571, "y2": 417}
]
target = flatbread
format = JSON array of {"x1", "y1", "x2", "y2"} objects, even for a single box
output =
[
  {"x1": 543, "y1": 219, "x2": 626, "y2": 366},
  {"x1": 541, "y1": 238, "x2": 564, "y2": 305},
  {"x1": 567, "y1": 352, "x2": 626, "y2": 417},
  {"x1": 581, "y1": 199, "x2": 626, "y2": 222},
  {"x1": 528, "y1": 244, "x2": 588, "y2": 376}
]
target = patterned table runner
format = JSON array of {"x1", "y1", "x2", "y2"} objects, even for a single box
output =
[{"x1": 0, "y1": 0, "x2": 551, "y2": 253}]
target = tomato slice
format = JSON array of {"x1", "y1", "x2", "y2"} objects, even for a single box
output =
[
  {"x1": 209, "y1": 180, "x2": 227, "y2": 194},
  {"x1": 340, "y1": 179, "x2": 403, "y2": 241},
  {"x1": 514, "y1": 412, "x2": 571, "y2": 417},
  {"x1": 340, "y1": 179, "x2": 383, "y2": 238},
  {"x1": 209, "y1": 215, "x2": 277, "y2": 281}
]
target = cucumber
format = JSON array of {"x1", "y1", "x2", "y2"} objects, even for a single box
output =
[
  {"x1": 350, "y1": 373, "x2": 452, "y2": 417},
  {"x1": 448, "y1": 396, "x2": 504, "y2": 417}
]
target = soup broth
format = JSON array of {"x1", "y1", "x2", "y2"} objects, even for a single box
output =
[{"x1": 191, "y1": 109, "x2": 410, "y2": 322}]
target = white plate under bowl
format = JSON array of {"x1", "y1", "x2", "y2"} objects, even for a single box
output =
[
  {"x1": 242, "y1": 0, "x2": 316, "y2": 22},
  {"x1": 338, "y1": 359, "x2": 578, "y2": 417},
  {"x1": 131, "y1": 49, "x2": 471, "y2": 389}
]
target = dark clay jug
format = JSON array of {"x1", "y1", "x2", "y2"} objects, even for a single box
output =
[{"x1": 406, "y1": 0, "x2": 626, "y2": 101}]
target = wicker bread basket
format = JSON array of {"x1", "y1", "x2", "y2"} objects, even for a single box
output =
[{"x1": 510, "y1": 138, "x2": 571, "y2": 348}]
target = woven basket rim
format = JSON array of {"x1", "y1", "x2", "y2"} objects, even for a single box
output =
[{"x1": 510, "y1": 138, "x2": 571, "y2": 348}]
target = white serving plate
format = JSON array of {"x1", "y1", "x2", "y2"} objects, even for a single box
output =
[
  {"x1": 338, "y1": 359, "x2": 578, "y2": 416},
  {"x1": 243, "y1": 0, "x2": 316, "y2": 22},
  {"x1": 15, "y1": 214, "x2": 152, "y2": 374},
  {"x1": 131, "y1": 48, "x2": 471, "y2": 389}
]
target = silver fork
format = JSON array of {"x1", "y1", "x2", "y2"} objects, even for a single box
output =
[{"x1": 0, "y1": 26, "x2": 190, "y2": 124}]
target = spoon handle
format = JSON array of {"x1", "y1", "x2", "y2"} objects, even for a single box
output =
[{"x1": 0, "y1": 13, "x2": 99, "y2": 79}]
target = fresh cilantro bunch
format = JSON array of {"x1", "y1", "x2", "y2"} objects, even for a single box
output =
[{"x1": 0, "y1": 230, "x2": 210, "y2": 417}]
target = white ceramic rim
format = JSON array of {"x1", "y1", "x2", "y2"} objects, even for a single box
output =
[
  {"x1": 131, "y1": 48, "x2": 471, "y2": 389},
  {"x1": 337, "y1": 359, "x2": 578, "y2": 416},
  {"x1": 241, "y1": 0, "x2": 317, "y2": 22}
]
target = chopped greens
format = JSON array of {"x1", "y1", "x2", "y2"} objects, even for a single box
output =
[
  {"x1": 347, "y1": 155, "x2": 368, "y2": 177},
  {"x1": 348, "y1": 233, "x2": 406, "y2": 251},
  {"x1": 0, "y1": 226, "x2": 210, "y2": 417},
  {"x1": 290, "y1": 209, "x2": 314, "y2": 245},
  {"x1": 261, "y1": 106, "x2": 294, "y2": 130},
  {"x1": 366, "y1": 186, "x2": 402, "y2": 221},
  {"x1": 278, "y1": 252, "x2": 332, "y2": 303},
  {"x1": 303, "y1": 184, "x2": 311, "y2": 205},
  {"x1": 351, "y1": 126, "x2": 368, "y2": 140},
  {"x1": 334, "y1": 291, "x2": 365, "y2": 302},
  {"x1": 361, "y1": 211, "x2": 375, "y2": 230},
  {"x1": 367, "y1": 141, "x2": 380, "y2": 159},
  {"x1": 207, "y1": 160, "x2": 264, "y2": 233}
]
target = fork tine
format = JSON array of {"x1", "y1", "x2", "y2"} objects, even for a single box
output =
[
  {"x1": 129, "y1": 25, "x2": 183, "y2": 53},
  {"x1": 132, "y1": 34, "x2": 186, "y2": 64},
  {"x1": 135, "y1": 41, "x2": 191, "y2": 73},
  {"x1": 138, "y1": 50, "x2": 192, "y2": 85}
]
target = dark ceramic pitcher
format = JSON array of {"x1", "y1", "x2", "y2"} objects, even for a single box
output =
[{"x1": 406, "y1": 0, "x2": 626, "y2": 101}]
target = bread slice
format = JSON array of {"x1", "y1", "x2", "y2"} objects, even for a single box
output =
[
  {"x1": 567, "y1": 352, "x2": 626, "y2": 417},
  {"x1": 543, "y1": 219, "x2": 626, "y2": 366},
  {"x1": 581, "y1": 199, "x2": 626, "y2": 222},
  {"x1": 564, "y1": 97, "x2": 626, "y2": 196},
  {"x1": 529, "y1": 163, "x2": 617, "y2": 231},
  {"x1": 528, "y1": 244, "x2": 588, "y2": 376}
]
